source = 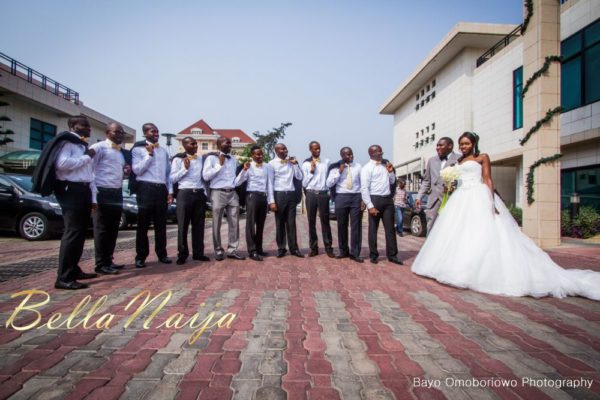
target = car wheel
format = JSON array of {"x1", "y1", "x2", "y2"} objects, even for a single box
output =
[
  {"x1": 119, "y1": 212, "x2": 128, "y2": 229},
  {"x1": 19, "y1": 212, "x2": 50, "y2": 241},
  {"x1": 410, "y1": 214, "x2": 425, "y2": 237}
]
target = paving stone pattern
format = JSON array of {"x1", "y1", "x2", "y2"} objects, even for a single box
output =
[{"x1": 0, "y1": 217, "x2": 598, "y2": 399}]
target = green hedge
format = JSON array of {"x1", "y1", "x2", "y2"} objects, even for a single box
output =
[{"x1": 561, "y1": 206, "x2": 600, "y2": 239}]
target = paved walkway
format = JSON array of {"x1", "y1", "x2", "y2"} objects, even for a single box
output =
[{"x1": 0, "y1": 217, "x2": 598, "y2": 400}]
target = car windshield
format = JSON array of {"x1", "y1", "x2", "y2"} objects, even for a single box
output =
[{"x1": 8, "y1": 175, "x2": 33, "y2": 192}]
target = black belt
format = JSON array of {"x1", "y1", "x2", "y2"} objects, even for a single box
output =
[
  {"x1": 58, "y1": 180, "x2": 90, "y2": 188},
  {"x1": 138, "y1": 181, "x2": 166, "y2": 188},
  {"x1": 306, "y1": 189, "x2": 329, "y2": 195},
  {"x1": 274, "y1": 190, "x2": 295, "y2": 194},
  {"x1": 97, "y1": 187, "x2": 121, "y2": 192},
  {"x1": 179, "y1": 188, "x2": 205, "y2": 193},
  {"x1": 371, "y1": 195, "x2": 392, "y2": 199},
  {"x1": 212, "y1": 188, "x2": 235, "y2": 193},
  {"x1": 247, "y1": 191, "x2": 267, "y2": 196}
]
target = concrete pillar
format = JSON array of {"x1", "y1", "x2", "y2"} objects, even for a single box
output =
[{"x1": 521, "y1": 0, "x2": 561, "y2": 248}]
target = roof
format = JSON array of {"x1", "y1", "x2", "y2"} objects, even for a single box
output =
[
  {"x1": 379, "y1": 22, "x2": 519, "y2": 115},
  {"x1": 176, "y1": 119, "x2": 255, "y2": 143}
]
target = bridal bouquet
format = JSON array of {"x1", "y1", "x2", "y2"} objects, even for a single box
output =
[{"x1": 439, "y1": 166, "x2": 460, "y2": 213}]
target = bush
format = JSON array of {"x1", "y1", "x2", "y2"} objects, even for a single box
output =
[
  {"x1": 561, "y1": 206, "x2": 600, "y2": 239},
  {"x1": 507, "y1": 204, "x2": 522, "y2": 226}
]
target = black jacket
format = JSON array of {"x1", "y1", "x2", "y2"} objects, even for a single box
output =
[
  {"x1": 31, "y1": 131, "x2": 88, "y2": 196},
  {"x1": 327, "y1": 160, "x2": 344, "y2": 201}
]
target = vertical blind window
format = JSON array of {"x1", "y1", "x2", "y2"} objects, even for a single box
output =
[
  {"x1": 29, "y1": 118, "x2": 57, "y2": 150},
  {"x1": 513, "y1": 67, "x2": 523, "y2": 130}
]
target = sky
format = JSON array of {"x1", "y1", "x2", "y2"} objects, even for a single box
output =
[{"x1": 3, "y1": 0, "x2": 523, "y2": 164}]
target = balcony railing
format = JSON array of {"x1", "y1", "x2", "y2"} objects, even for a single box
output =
[
  {"x1": 476, "y1": 24, "x2": 523, "y2": 67},
  {"x1": 0, "y1": 52, "x2": 80, "y2": 105}
]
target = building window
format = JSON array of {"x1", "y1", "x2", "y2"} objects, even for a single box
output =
[
  {"x1": 191, "y1": 128, "x2": 202, "y2": 134},
  {"x1": 212, "y1": 143, "x2": 217, "y2": 150},
  {"x1": 513, "y1": 66, "x2": 524, "y2": 130},
  {"x1": 561, "y1": 19, "x2": 600, "y2": 112},
  {"x1": 432, "y1": 79, "x2": 436, "y2": 87},
  {"x1": 561, "y1": 165, "x2": 600, "y2": 211},
  {"x1": 202, "y1": 142, "x2": 208, "y2": 150},
  {"x1": 30, "y1": 118, "x2": 56, "y2": 150},
  {"x1": 232, "y1": 137, "x2": 240, "y2": 144}
]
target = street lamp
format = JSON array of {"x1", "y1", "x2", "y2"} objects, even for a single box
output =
[
  {"x1": 161, "y1": 133, "x2": 177, "y2": 157},
  {"x1": 570, "y1": 192, "x2": 580, "y2": 222}
]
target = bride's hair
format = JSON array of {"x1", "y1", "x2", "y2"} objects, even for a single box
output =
[{"x1": 458, "y1": 131, "x2": 480, "y2": 160}]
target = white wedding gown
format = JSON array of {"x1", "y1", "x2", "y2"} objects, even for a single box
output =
[{"x1": 411, "y1": 160, "x2": 600, "y2": 300}]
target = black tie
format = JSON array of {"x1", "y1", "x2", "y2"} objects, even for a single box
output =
[{"x1": 440, "y1": 156, "x2": 447, "y2": 162}]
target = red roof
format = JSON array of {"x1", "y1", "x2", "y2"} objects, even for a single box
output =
[{"x1": 176, "y1": 119, "x2": 254, "y2": 144}]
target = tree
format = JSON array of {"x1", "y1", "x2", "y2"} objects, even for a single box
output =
[
  {"x1": 0, "y1": 98, "x2": 14, "y2": 147},
  {"x1": 240, "y1": 122, "x2": 292, "y2": 162}
]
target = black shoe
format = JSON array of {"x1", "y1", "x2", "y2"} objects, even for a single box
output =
[
  {"x1": 308, "y1": 249, "x2": 318, "y2": 257},
  {"x1": 291, "y1": 251, "x2": 304, "y2": 258},
  {"x1": 135, "y1": 259, "x2": 146, "y2": 268},
  {"x1": 215, "y1": 253, "x2": 225, "y2": 261},
  {"x1": 176, "y1": 257, "x2": 186, "y2": 265},
  {"x1": 336, "y1": 253, "x2": 349, "y2": 259},
  {"x1": 257, "y1": 250, "x2": 268, "y2": 257},
  {"x1": 387, "y1": 257, "x2": 404, "y2": 265},
  {"x1": 55, "y1": 280, "x2": 88, "y2": 290},
  {"x1": 276, "y1": 250, "x2": 287, "y2": 258},
  {"x1": 159, "y1": 257, "x2": 172, "y2": 264},
  {"x1": 193, "y1": 255, "x2": 210, "y2": 261},
  {"x1": 370, "y1": 257, "x2": 379, "y2": 264},
  {"x1": 249, "y1": 253, "x2": 263, "y2": 261},
  {"x1": 227, "y1": 252, "x2": 246, "y2": 260},
  {"x1": 110, "y1": 263, "x2": 125, "y2": 270},
  {"x1": 396, "y1": 231, "x2": 403, "y2": 237},
  {"x1": 326, "y1": 250, "x2": 336, "y2": 258},
  {"x1": 350, "y1": 255, "x2": 364, "y2": 263},
  {"x1": 94, "y1": 266, "x2": 118, "y2": 275},
  {"x1": 76, "y1": 271, "x2": 98, "y2": 280}
]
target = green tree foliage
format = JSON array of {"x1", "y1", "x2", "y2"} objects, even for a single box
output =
[{"x1": 240, "y1": 122, "x2": 292, "y2": 163}]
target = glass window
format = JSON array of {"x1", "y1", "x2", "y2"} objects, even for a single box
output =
[
  {"x1": 584, "y1": 44, "x2": 600, "y2": 104},
  {"x1": 513, "y1": 67, "x2": 523, "y2": 130},
  {"x1": 202, "y1": 142, "x2": 208, "y2": 150},
  {"x1": 584, "y1": 19, "x2": 600, "y2": 47},
  {"x1": 29, "y1": 118, "x2": 56, "y2": 150},
  {"x1": 562, "y1": 58, "x2": 582, "y2": 111},
  {"x1": 561, "y1": 32, "x2": 581, "y2": 59},
  {"x1": 561, "y1": 166, "x2": 600, "y2": 211}
]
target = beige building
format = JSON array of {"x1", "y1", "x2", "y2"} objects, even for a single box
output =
[
  {"x1": 380, "y1": 0, "x2": 600, "y2": 247},
  {"x1": 0, "y1": 51, "x2": 135, "y2": 172},
  {"x1": 175, "y1": 118, "x2": 254, "y2": 157}
]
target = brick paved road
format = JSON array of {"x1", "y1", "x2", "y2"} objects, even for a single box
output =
[{"x1": 0, "y1": 217, "x2": 598, "y2": 399}]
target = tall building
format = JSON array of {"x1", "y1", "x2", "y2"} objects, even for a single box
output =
[
  {"x1": 380, "y1": 0, "x2": 599, "y2": 247},
  {"x1": 175, "y1": 118, "x2": 255, "y2": 156},
  {"x1": 0, "y1": 51, "x2": 135, "y2": 173}
]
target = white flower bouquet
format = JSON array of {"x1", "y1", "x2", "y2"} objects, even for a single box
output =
[{"x1": 439, "y1": 166, "x2": 460, "y2": 212}]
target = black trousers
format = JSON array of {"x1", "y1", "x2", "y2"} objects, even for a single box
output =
[
  {"x1": 368, "y1": 195, "x2": 398, "y2": 260},
  {"x1": 176, "y1": 189, "x2": 207, "y2": 259},
  {"x1": 135, "y1": 181, "x2": 168, "y2": 261},
  {"x1": 274, "y1": 191, "x2": 299, "y2": 252},
  {"x1": 305, "y1": 191, "x2": 333, "y2": 252},
  {"x1": 334, "y1": 193, "x2": 362, "y2": 258},
  {"x1": 245, "y1": 192, "x2": 268, "y2": 254},
  {"x1": 93, "y1": 187, "x2": 123, "y2": 269},
  {"x1": 54, "y1": 180, "x2": 91, "y2": 283}
]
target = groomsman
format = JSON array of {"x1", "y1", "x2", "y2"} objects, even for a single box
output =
[
  {"x1": 269, "y1": 143, "x2": 304, "y2": 258},
  {"x1": 235, "y1": 145, "x2": 274, "y2": 261},
  {"x1": 360, "y1": 145, "x2": 403, "y2": 265},
  {"x1": 90, "y1": 122, "x2": 130, "y2": 275},
  {"x1": 416, "y1": 137, "x2": 460, "y2": 232},
  {"x1": 52, "y1": 116, "x2": 97, "y2": 289},
  {"x1": 203, "y1": 137, "x2": 245, "y2": 261},
  {"x1": 302, "y1": 141, "x2": 334, "y2": 258},
  {"x1": 326, "y1": 147, "x2": 364, "y2": 263},
  {"x1": 132, "y1": 123, "x2": 173, "y2": 268},
  {"x1": 170, "y1": 137, "x2": 210, "y2": 265}
]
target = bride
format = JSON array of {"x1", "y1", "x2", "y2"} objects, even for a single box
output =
[{"x1": 411, "y1": 132, "x2": 600, "y2": 300}]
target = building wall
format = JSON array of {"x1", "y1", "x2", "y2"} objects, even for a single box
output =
[
  {"x1": 560, "y1": 0, "x2": 600, "y2": 39},
  {"x1": 0, "y1": 95, "x2": 107, "y2": 156}
]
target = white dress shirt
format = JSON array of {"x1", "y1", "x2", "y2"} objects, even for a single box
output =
[
  {"x1": 302, "y1": 158, "x2": 330, "y2": 191},
  {"x1": 202, "y1": 153, "x2": 237, "y2": 189},
  {"x1": 234, "y1": 162, "x2": 275, "y2": 203},
  {"x1": 360, "y1": 160, "x2": 396, "y2": 209},
  {"x1": 326, "y1": 162, "x2": 362, "y2": 194},
  {"x1": 89, "y1": 139, "x2": 126, "y2": 203},
  {"x1": 131, "y1": 141, "x2": 172, "y2": 193},
  {"x1": 170, "y1": 155, "x2": 205, "y2": 190},
  {"x1": 269, "y1": 158, "x2": 303, "y2": 192},
  {"x1": 54, "y1": 132, "x2": 93, "y2": 183}
]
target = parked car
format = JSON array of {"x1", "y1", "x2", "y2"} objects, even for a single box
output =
[
  {"x1": 119, "y1": 180, "x2": 178, "y2": 229},
  {"x1": 402, "y1": 192, "x2": 428, "y2": 237},
  {"x1": 0, "y1": 173, "x2": 64, "y2": 240}
]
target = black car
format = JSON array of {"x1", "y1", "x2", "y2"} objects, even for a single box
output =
[
  {"x1": 119, "y1": 180, "x2": 178, "y2": 229},
  {"x1": 402, "y1": 192, "x2": 428, "y2": 237},
  {"x1": 0, "y1": 173, "x2": 64, "y2": 240}
]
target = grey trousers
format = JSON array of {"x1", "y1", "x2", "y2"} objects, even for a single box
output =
[
  {"x1": 211, "y1": 189, "x2": 240, "y2": 254},
  {"x1": 424, "y1": 197, "x2": 442, "y2": 234}
]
